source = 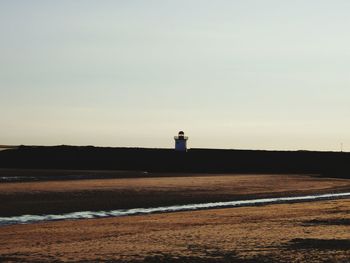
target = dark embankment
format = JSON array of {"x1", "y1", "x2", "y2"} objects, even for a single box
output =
[{"x1": 0, "y1": 146, "x2": 349, "y2": 178}]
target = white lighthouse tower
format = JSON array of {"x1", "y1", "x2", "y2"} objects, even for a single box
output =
[{"x1": 174, "y1": 131, "x2": 188, "y2": 151}]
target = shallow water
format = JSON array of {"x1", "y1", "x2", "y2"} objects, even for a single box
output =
[
  {"x1": 1, "y1": 192, "x2": 350, "y2": 226},
  {"x1": 0, "y1": 172, "x2": 149, "y2": 182},
  {"x1": 0, "y1": 176, "x2": 37, "y2": 182}
]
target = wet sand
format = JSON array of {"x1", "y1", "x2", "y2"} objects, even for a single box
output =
[
  {"x1": 1, "y1": 171, "x2": 350, "y2": 262},
  {"x1": 1, "y1": 171, "x2": 350, "y2": 217},
  {"x1": 1, "y1": 199, "x2": 349, "y2": 262}
]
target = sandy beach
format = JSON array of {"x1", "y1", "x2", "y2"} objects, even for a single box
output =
[
  {"x1": 1, "y1": 171, "x2": 350, "y2": 262},
  {"x1": 1, "y1": 199, "x2": 350, "y2": 262},
  {"x1": 1, "y1": 171, "x2": 350, "y2": 217}
]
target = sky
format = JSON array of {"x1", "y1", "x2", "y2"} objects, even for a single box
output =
[{"x1": 1, "y1": 0, "x2": 350, "y2": 151}]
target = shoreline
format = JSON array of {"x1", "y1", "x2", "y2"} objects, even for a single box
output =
[
  {"x1": 1, "y1": 170, "x2": 350, "y2": 262},
  {"x1": 1, "y1": 198, "x2": 349, "y2": 262},
  {"x1": 1, "y1": 191, "x2": 350, "y2": 226},
  {"x1": 1, "y1": 172, "x2": 350, "y2": 217}
]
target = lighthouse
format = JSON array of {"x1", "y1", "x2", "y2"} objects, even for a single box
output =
[{"x1": 174, "y1": 131, "x2": 188, "y2": 151}]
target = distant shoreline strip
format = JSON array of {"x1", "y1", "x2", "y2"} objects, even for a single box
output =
[{"x1": 1, "y1": 192, "x2": 350, "y2": 226}]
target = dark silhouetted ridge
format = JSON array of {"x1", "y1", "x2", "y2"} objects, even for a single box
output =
[{"x1": 0, "y1": 146, "x2": 349, "y2": 178}]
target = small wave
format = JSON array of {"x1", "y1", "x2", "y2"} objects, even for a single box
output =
[{"x1": 1, "y1": 192, "x2": 350, "y2": 226}]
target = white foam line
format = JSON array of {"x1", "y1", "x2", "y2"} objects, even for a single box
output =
[{"x1": 1, "y1": 192, "x2": 350, "y2": 226}]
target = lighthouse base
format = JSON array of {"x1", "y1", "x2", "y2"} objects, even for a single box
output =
[{"x1": 175, "y1": 139, "x2": 187, "y2": 152}]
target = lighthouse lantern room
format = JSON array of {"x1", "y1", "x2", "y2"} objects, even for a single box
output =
[{"x1": 174, "y1": 131, "x2": 188, "y2": 151}]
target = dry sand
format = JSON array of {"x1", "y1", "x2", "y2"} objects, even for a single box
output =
[{"x1": 0, "y1": 199, "x2": 349, "y2": 262}]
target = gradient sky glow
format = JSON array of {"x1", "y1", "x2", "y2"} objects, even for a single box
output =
[{"x1": 1, "y1": 1, "x2": 350, "y2": 151}]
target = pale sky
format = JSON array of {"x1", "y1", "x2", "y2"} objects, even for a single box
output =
[{"x1": 1, "y1": 1, "x2": 350, "y2": 151}]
